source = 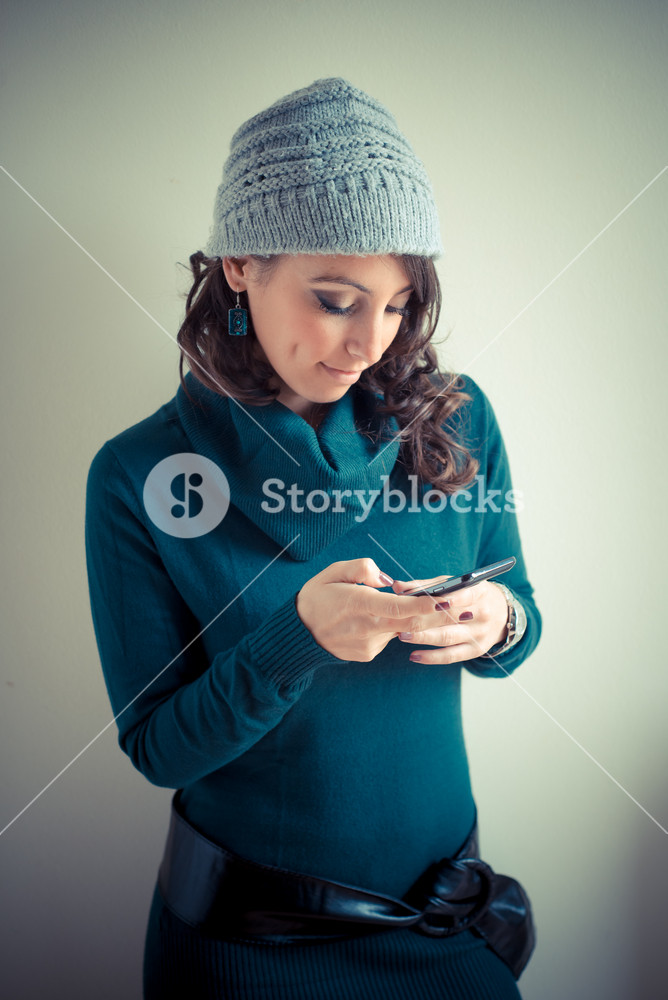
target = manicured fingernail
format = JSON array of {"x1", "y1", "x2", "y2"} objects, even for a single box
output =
[
  {"x1": 435, "y1": 601, "x2": 450, "y2": 611},
  {"x1": 409, "y1": 652, "x2": 423, "y2": 662},
  {"x1": 459, "y1": 611, "x2": 473, "y2": 621},
  {"x1": 399, "y1": 632, "x2": 413, "y2": 640},
  {"x1": 379, "y1": 572, "x2": 394, "y2": 586}
]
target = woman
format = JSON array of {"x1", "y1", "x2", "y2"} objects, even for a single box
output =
[{"x1": 85, "y1": 77, "x2": 542, "y2": 999}]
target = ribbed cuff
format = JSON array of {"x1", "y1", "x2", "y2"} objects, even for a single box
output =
[
  {"x1": 247, "y1": 594, "x2": 342, "y2": 691},
  {"x1": 465, "y1": 631, "x2": 529, "y2": 678}
]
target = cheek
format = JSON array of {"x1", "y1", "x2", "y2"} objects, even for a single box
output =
[
  {"x1": 250, "y1": 294, "x2": 342, "y2": 365},
  {"x1": 250, "y1": 300, "x2": 304, "y2": 362},
  {"x1": 294, "y1": 317, "x2": 340, "y2": 359}
]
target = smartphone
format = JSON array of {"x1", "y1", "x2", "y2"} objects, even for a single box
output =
[{"x1": 402, "y1": 557, "x2": 516, "y2": 598}]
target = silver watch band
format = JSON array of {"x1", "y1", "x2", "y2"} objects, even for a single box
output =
[{"x1": 481, "y1": 581, "x2": 528, "y2": 658}]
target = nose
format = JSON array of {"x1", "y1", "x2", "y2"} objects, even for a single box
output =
[{"x1": 345, "y1": 313, "x2": 388, "y2": 366}]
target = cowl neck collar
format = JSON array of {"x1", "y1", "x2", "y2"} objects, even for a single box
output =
[{"x1": 175, "y1": 372, "x2": 401, "y2": 561}]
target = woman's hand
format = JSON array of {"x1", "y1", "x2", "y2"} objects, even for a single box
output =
[
  {"x1": 392, "y1": 575, "x2": 509, "y2": 664},
  {"x1": 295, "y1": 558, "x2": 451, "y2": 662}
]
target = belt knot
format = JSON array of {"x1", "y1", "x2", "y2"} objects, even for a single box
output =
[{"x1": 406, "y1": 856, "x2": 496, "y2": 937}]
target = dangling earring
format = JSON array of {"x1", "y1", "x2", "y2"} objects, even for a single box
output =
[{"x1": 228, "y1": 289, "x2": 248, "y2": 336}]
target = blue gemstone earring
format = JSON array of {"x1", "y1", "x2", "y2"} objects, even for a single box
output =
[{"x1": 228, "y1": 290, "x2": 248, "y2": 336}]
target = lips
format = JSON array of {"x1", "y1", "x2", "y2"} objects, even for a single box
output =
[
  {"x1": 322, "y1": 364, "x2": 365, "y2": 375},
  {"x1": 319, "y1": 362, "x2": 365, "y2": 385}
]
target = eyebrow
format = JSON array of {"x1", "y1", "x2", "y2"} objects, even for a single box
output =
[{"x1": 309, "y1": 275, "x2": 413, "y2": 296}]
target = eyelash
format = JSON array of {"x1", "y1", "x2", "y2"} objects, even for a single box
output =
[{"x1": 317, "y1": 296, "x2": 410, "y2": 318}]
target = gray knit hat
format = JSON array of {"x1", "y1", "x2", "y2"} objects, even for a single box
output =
[{"x1": 204, "y1": 77, "x2": 443, "y2": 258}]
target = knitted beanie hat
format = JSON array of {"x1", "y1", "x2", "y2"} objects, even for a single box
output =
[{"x1": 204, "y1": 77, "x2": 443, "y2": 259}]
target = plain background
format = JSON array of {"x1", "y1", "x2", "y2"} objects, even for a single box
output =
[{"x1": 1, "y1": 1, "x2": 666, "y2": 997}]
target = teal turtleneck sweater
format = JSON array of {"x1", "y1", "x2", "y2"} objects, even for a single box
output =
[{"x1": 85, "y1": 371, "x2": 541, "y2": 899}]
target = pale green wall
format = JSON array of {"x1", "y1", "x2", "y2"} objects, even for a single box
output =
[{"x1": 1, "y1": 1, "x2": 666, "y2": 997}]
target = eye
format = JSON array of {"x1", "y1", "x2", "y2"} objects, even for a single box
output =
[
  {"x1": 316, "y1": 295, "x2": 353, "y2": 316},
  {"x1": 315, "y1": 294, "x2": 411, "y2": 318}
]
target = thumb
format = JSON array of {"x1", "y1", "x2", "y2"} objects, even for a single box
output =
[{"x1": 320, "y1": 558, "x2": 394, "y2": 589}]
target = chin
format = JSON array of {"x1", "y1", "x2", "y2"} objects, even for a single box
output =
[{"x1": 311, "y1": 386, "x2": 350, "y2": 403}]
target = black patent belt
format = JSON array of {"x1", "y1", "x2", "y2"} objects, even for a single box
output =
[{"x1": 158, "y1": 792, "x2": 535, "y2": 980}]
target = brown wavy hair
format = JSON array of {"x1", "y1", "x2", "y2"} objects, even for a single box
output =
[{"x1": 176, "y1": 252, "x2": 478, "y2": 493}]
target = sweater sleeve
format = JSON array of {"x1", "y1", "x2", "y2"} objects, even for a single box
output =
[
  {"x1": 457, "y1": 378, "x2": 543, "y2": 679},
  {"x1": 84, "y1": 443, "x2": 340, "y2": 789}
]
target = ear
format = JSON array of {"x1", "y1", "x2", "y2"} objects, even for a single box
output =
[{"x1": 222, "y1": 256, "x2": 252, "y2": 292}]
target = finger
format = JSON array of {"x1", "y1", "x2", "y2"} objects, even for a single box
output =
[
  {"x1": 429, "y1": 581, "x2": 490, "y2": 609},
  {"x1": 407, "y1": 641, "x2": 480, "y2": 666},
  {"x1": 397, "y1": 623, "x2": 469, "y2": 646},
  {"x1": 361, "y1": 588, "x2": 448, "y2": 623},
  {"x1": 393, "y1": 606, "x2": 461, "y2": 634},
  {"x1": 391, "y1": 575, "x2": 453, "y2": 595}
]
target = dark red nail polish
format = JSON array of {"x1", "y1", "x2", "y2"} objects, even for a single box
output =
[
  {"x1": 459, "y1": 611, "x2": 473, "y2": 621},
  {"x1": 409, "y1": 652, "x2": 423, "y2": 662},
  {"x1": 435, "y1": 601, "x2": 450, "y2": 611}
]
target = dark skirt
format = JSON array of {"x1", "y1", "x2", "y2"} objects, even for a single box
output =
[{"x1": 143, "y1": 882, "x2": 523, "y2": 1000}]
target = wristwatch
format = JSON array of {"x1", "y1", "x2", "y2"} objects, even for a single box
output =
[{"x1": 481, "y1": 582, "x2": 527, "y2": 658}]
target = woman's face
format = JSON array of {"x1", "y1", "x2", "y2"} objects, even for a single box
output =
[{"x1": 225, "y1": 254, "x2": 412, "y2": 420}]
